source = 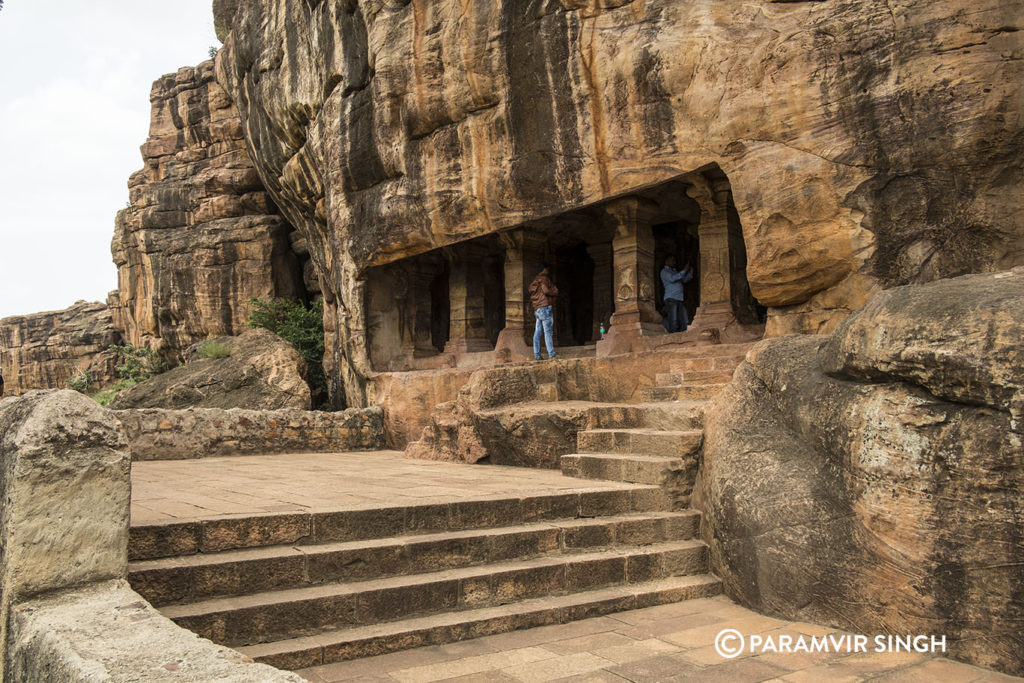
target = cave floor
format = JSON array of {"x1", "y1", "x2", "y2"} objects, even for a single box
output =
[
  {"x1": 129, "y1": 451, "x2": 636, "y2": 523},
  {"x1": 295, "y1": 596, "x2": 1021, "y2": 683}
]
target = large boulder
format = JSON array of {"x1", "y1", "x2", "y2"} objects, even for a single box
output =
[
  {"x1": 109, "y1": 329, "x2": 311, "y2": 410},
  {"x1": 696, "y1": 267, "x2": 1024, "y2": 675}
]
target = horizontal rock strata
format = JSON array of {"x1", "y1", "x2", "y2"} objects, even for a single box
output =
[
  {"x1": 0, "y1": 301, "x2": 121, "y2": 396},
  {"x1": 111, "y1": 60, "x2": 309, "y2": 361}
]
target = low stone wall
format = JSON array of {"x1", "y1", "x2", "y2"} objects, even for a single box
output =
[
  {"x1": 116, "y1": 406, "x2": 386, "y2": 460},
  {"x1": 9, "y1": 581, "x2": 301, "y2": 683},
  {"x1": 0, "y1": 390, "x2": 300, "y2": 682}
]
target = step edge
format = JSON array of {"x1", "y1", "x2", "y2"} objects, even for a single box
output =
[
  {"x1": 235, "y1": 573, "x2": 723, "y2": 660},
  {"x1": 159, "y1": 540, "x2": 710, "y2": 618}
]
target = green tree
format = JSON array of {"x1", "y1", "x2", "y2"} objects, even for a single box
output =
[{"x1": 248, "y1": 298, "x2": 326, "y2": 398}]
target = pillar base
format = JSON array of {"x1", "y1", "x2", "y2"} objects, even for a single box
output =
[
  {"x1": 443, "y1": 338, "x2": 493, "y2": 355},
  {"x1": 596, "y1": 321, "x2": 665, "y2": 357},
  {"x1": 494, "y1": 327, "x2": 535, "y2": 363},
  {"x1": 688, "y1": 302, "x2": 734, "y2": 344}
]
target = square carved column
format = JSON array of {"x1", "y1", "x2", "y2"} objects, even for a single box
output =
[
  {"x1": 495, "y1": 228, "x2": 546, "y2": 361},
  {"x1": 596, "y1": 196, "x2": 664, "y2": 356},
  {"x1": 688, "y1": 176, "x2": 736, "y2": 336},
  {"x1": 444, "y1": 243, "x2": 493, "y2": 355}
]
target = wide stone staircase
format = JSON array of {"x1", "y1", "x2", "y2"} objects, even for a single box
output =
[
  {"x1": 127, "y1": 343, "x2": 749, "y2": 672},
  {"x1": 128, "y1": 485, "x2": 721, "y2": 670}
]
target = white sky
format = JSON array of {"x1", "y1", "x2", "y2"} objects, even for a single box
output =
[{"x1": 0, "y1": 1, "x2": 219, "y2": 319}]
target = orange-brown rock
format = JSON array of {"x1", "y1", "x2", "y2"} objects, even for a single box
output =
[
  {"x1": 213, "y1": 0, "x2": 1024, "y2": 404},
  {"x1": 696, "y1": 268, "x2": 1024, "y2": 676},
  {"x1": 0, "y1": 301, "x2": 121, "y2": 396},
  {"x1": 111, "y1": 61, "x2": 308, "y2": 362},
  {"x1": 108, "y1": 329, "x2": 311, "y2": 411}
]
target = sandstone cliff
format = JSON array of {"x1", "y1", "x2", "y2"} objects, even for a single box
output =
[
  {"x1": 212, "y1": 0, "x2": 1024, "y2": 405},
  {"x1": 696, "y1": 268, "x2": 1024, "y2": 676},
  {"x1": 0, "y1": 301, "x2": 121, "y2": 396},
  {"x1": 111, "y1": 61, "x2": 310, "y2": 362}
]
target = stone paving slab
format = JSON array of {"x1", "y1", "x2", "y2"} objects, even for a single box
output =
[
  {"x1": 296, "y1": 596, "x2": 1023, "y2": 683},
  {"x1": 132, "y1": 452, "x2": 634, "y2": 523}
]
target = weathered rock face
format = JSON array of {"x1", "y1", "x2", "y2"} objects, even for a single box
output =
[
  {"x1": 108, "y1": 328, "x2": 311, "y2": 410},
  {"x1": 0, "y1": 301, "x2": 121, "y2": 396},
  {"x1": 695, "y1": 268, "x2": 1024, "y2": 675},
  {"x1": 111, "y1": 61, "x2": 309, "y2": 362},
  {"x1": 214, "y1": 0, "x2": 1024, "y2": 404}
]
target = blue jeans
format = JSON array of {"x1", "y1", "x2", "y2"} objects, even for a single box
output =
[
  {"x1": 665, "y1": 298, "x2": 689, "y2": 333},
  {"x1": 533, "y1": 306, "x2": 555, "y2": 358}
]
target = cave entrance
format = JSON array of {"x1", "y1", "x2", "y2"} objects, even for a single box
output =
[
  {"x1": 365, "y1": 236, "x2": 506, "y2": 371},
  {"x1": 552, "y1": 243, "x2": 595, "y2": 347},
  {"x1": 364, "y1": 166, "x2": 763, "y2": 372}
]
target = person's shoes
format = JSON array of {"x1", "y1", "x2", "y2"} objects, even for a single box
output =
[
  {"x1": 549, "y1": 354, "x2": 557, "y2": 360},
  {"x1": 534, "y1": 356, "x2": 542, "y2": 361}
]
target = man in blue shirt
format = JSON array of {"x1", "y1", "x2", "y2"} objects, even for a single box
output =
[{"x1": 661, "y1": 255, "x2": 694, "y2": 333}]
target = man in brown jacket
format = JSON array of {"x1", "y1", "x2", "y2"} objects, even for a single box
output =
[{"x1": 528, "y1": 264, "x2": 559, "y2": 360}]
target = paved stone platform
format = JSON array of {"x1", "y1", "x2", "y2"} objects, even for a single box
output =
[
  {"x1": 296, "y1": 596, "x2": 1022, "y2": 683},
  {"x1": 131, "y1": 452, "x2": 634, "y2": 523}
]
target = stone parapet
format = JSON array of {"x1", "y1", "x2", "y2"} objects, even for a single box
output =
[
  {"x1": 116, "y1": 406, "x2": 386, "y2": 460},
  {"x1": 0, "y1": 390, "x2": 300, "y2": 681},
  {"x1": 8, "y1": 581, "x2": 301, "y2": 683}
]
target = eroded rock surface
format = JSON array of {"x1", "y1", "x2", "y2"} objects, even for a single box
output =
[
  {"x1": 111, "y1": 61, "x2": 308, "y2": 361},
  {"x1": 108, "y1": 328, "x2": 311, "y2": 410},
  {"x1": 0, "y1": 301, "x2": 121, "y2": 395},
  {"x1": 696, "y1": 268, "x2": 1024, "y2": 675},
  {"x1": 0, "y1": 390, "x2": 130, "y2": 601},
  {"x1": 214, "y1": 0, "x2": 1024, "y2": 404}
]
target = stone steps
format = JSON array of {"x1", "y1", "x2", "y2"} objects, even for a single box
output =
[
  {"x1": 655, "y1": 369, "x2": 736, "y2": 386},
  {"x1": 640, "y1": 383, "x2": 729, "y2": 402},
  {"x1": 131, "y1": 483, "x2": 721, "y2": 669},
  {"x1": 577, "y1": 428, "x2": 703, "y2": 458},
  {"x1": 129, "y1": 511, "x2": 700, "y2": 606},
  {"x1": 161, "y1": 540, "x2": 711, "y2": 650},
  {"x1": 237, "y1": 573, "x2": 722, "y2": 669},
  {"x1": 129, "y1": 485, "x2": 668, "y2": 561},
  {"x1": 584, "y1": 401, "x2": 704, "y2": 430},
  {"x1": 239, "y1": 576, "x2": 722, "y2": 670},
  {"x1": 561, "y1": 454, "x2": 687, "y2": 488}
]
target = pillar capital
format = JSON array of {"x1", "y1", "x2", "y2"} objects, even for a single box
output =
[{"x1": 603, "y1": 196, "x2": 660, "y2": 237}]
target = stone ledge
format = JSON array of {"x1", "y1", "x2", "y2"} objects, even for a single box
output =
[
  {"x1": 8, "y1": 580, "x2": 301, "y2": 682},
  {"x1": 116, "y1": 406, "x2": 386, "y2": 460}
]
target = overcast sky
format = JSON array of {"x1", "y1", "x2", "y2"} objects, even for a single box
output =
[{"x1": 0, "y1": 2, "x2": 219, "y2": 319}]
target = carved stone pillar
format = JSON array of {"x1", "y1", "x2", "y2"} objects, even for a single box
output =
[
  {"x1": 688, "y1": 176, "x2": 736, "y2": 338},
  {"x1": 444, "y1": 243, "x2": 492, "y2": 354},
  {"x1": 588, "y1": 241, "x2": 613, "y2": 343},
  {"x1": 494, "y1": 228, "x2": 546, "y2": 361},
  {"x1": 596, "y1": 196, "x2": 664, "y2": 356}
]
